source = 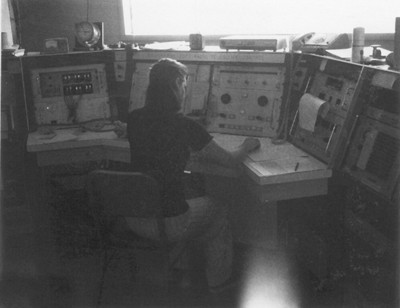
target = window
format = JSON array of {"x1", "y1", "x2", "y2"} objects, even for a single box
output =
[{"x1": 122, "y1": 0, "x2": 399, "y2": 36}]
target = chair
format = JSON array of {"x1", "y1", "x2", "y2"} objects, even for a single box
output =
[{"x1": 87, "y1": 169, "x2": 186, "y2": 306}]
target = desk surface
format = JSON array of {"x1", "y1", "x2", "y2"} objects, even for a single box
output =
[
  {"x1": 27, "y1": 129, "x2": 124, "y2": 151},
  {"x1": 211, "y1": 133, "x2": 331, "y2": 185},
  {"x1": 27, "y1": 129, "x2": 332, "y2": 186}
]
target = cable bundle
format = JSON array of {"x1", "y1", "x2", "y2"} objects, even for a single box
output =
[{"x1": 64, "y1": 95, "x2": 82, "y2": 122}]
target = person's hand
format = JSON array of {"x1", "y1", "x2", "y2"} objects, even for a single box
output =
[
  {"x1": 113, "y1": 121, "x2": 127, "y2": 138},
  {"x1": 242, "y1": 137, "x2": 261, "y2": 153}
]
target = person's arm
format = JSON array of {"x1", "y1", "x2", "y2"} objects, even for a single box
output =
[{"x1": 197, "y1": 137, "x2": 261, "y2": 168}]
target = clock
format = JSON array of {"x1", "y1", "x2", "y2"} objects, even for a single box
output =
[{"x1": 74, "y1": 21, "x2": 104, "y2": 51}]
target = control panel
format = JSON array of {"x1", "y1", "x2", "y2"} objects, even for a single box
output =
[
  {"x1": 342, "y1": 68, "x2": 400, "y2": 202},
  {"x1": 309, "y1": 71, "x2": 356, "y2": 116},
  {"x1": 31, "y1": 64, "x2": 110, "y2": 125},
  {"x1": 206, "y1": 64, "x2": 285, "y2": 137},
  {"x1": 358, "y1": 69, "x2": 400, "y2": 128},
  {"x1": 290, "y1": 56, "x2": 363, "y2": 164},
  {"x1": 129, "y1": 62, "x2": 212, "y2": 121},
  {"x1": 129, "y1": 51, "x2": 287, "y2": 136}
]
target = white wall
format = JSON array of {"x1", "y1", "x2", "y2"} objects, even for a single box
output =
[{"x1": 1, "y1": 0, "x2": 14, "y2": 48}]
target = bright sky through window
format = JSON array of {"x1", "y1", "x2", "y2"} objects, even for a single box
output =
[{"x1": 123, "y1": 0, "x2": 399, "y2": 35}]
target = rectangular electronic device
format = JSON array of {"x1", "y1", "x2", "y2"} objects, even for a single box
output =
[
  {"x1": 206, "y1": 64, "x2": 286, "y2": 137},
  {"x1": 42, "y1": 37, "x2": 69, "y2": 54},
  {"x1": 289, "y1": 55, "x2": 363, "y2": 165}
]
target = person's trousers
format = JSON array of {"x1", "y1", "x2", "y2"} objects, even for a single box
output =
[{"x1": 125, "y1": 196, "x2": 233, "y2": 287}]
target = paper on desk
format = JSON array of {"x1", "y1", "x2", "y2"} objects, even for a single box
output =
[
  {"x1": 33, "y1": 130, "x2": 78, "y2": 143},
  {"x1": 246, "y1": 155, "x2": 328, "y2": 176},
  {"x1": 246, "y1": 160, "x2": 287, "y2": 176},
  {"x1": 77, "y1": 131, "x2": 118, "y2": 141},
  {"x1": 247, "y1": 138, "x2": 307, "y2": 161},
  {"x1": 298, "y1": 93, "x2": 329, "y2": 132},
  {"x1": 211, "y1": 133, "x2": 308, "y2": 162}
]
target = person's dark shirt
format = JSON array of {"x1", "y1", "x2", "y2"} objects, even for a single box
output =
[{"x1": 127, "y1": 107, "x2": 212, "y2": 217}]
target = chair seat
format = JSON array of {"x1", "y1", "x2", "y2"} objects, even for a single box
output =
[
  {"x1": 105, "y1": 225, "x2": 169, "y2": 251},
  {"x1": 106, "y1": 222, "x2": 187, "y2": 267}
]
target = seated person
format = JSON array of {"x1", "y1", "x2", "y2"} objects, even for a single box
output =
[{"x1": 126, "y1": 58, "x2": 260, "y2": 293}]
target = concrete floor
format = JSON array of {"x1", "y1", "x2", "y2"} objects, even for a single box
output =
[{"x1": 0, "y1": 209, "x2": 369, "y2": 308}]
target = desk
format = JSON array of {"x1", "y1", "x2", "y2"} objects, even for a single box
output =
[{"x1": 27, "y1": 129, "x2": 332, "y2": 248}]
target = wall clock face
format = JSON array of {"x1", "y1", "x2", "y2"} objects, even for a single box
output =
[{"x1": 75, "y1": 22, "x2": 101, "y2": 47}]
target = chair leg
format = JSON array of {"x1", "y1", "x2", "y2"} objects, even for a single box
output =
[
  {"x1": 169, "y1": 241, "x2": 189, "y2": 269},
  {"x1": 158, "y1": 247, "x2": 171, "y2": 305},
  {"x1": 127, "y1": 250, "x2": 139, "y2": 283},
  {"x1": 96, "y1": 248, "x2": 116, "y2": 307}
]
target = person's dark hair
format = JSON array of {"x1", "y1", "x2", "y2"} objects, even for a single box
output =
[{"x1": 145, "y1": 58, "x2": 188, "y2": 113}]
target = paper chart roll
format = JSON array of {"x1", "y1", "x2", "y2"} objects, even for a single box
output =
[{"x1": 298, "y1": 93, "x2": 329, "y2": 132}]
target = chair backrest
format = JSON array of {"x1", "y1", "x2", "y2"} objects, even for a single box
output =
[{"x1": 88, "y1": 169, "x2": 162, "y2": 219}]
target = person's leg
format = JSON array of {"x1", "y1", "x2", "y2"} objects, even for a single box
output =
[
  {"x1": 184, "y1": 197, "x2": 233, "y2": 288},
  {"x1": 125, "y1": 211, "x2": 189, "y2": 241},
  {"x1": 125, "y1": 196, "x2": 234, "y2": 288}
]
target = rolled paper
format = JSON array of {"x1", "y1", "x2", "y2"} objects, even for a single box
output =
[{"x1": 298, "y1": 93, "x2": 329, "y2": 132}]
